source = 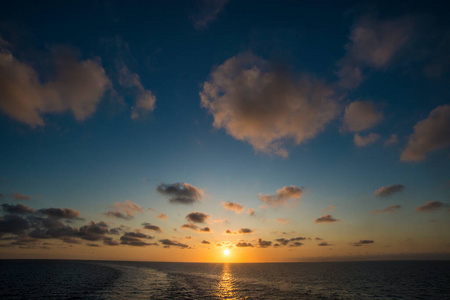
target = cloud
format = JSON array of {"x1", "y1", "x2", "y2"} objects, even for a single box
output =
[
  {"x1": 159, "y1": 239, "x2": 188, "y2": 248},
  {"x1": 61, "y1": 237, "x2": 81, "y2": 244},
  {"x1": 276, "y1": 218, "x2": 289, "y2": 223},
  {"x1": 318, "y1": 242, "x2": 333, "y2": 246},
  {"x1": 343, "y1": 101, "x2": 383, "y2": 132},
  {"x1": 103, "y1": 237, "x2": 120, "y2": 246},
  {"x1": 258, "y1": 185, "x2": 303, "y2": 208},
  {"x1": 12, "y1": 192, "x2": 31, "y2": 201},
  {"x1": 290, "y1": 242, "x2": 303, "y2": 247},
  {"x1": 37, "y1": 208, "x2": 82, "y2": 220},
  {"x1": 142, "y1": 222, "x2": 162, "y2": 232},
  {"x1": 314, "y1": 214, "x2": 340, "y2": 224},
  {"x1": 353, "y1": 133, "x2": 380, "y2": 147},
  {"x1": 225, "y1": 228, "x2": 254, "y2": 235},
  {"x1": 321, "y1": 205, "x2": 336, "y2": 213},
  {"x1": 191, "y1": 0, "x2": 228, "y2": 29},
  {"x1": 247, "y1": 209, "x2": 255, "y2": 216},
  {"x1": 374, "y1": 184, "x2": 405, "y2": 197},
  {"x1": 120, "y1": 232, "x2": 156, "y2": 247},
  {"x1": 401, "y1": 105, "x2": 450, "y2": 162},
  {"x1": 275, "y1": 238, "x2": 289, "y2": 246},
  {"x1": 258, "y1": 238, "x2": 272, "y2": 248},
  {"x1": 117, "y1": 64, "x2": 156, "y2": 119},
  {"x1": 351, "y1": 240, "x2": 374, "y2": 246},
  {"x1": 105, "y1": 200, "x2": 143, "y2": 220},
  {"x1": 87, "y1": 243, "x2": 100, "y2": 247},
  {"x1": 200, "y1": 53, "x2": 339, "y2": 157},
  {"x1": 201, "y1": 240, "x2": 210, "y2": 244},
  {"x1": 0, "y1": 44, "x2": 110, "y2": 127},
  {"x1": 156, "y1": 182, "x2": 204, "y2": 205},
  {"x1": 186, "y1": 212, "x2": 209, "y2": 223},
  {"x1": 416, "y1": 201, "x2": 449, "y2": 212},
  {"x1": 1, "y1": 204, "x2": 34, "y2": 214},
  {"x1": 385, "y1": 134, "x2": 399, "y2": 147},
  {"x1": 0, "y1": 214, "x2": 30, "y2": 235},
  {"x1": 372, "y1": 205, "x2": 402, "y2": 214},
  {"x1": 235, "y1": 242, "x2": 254, "y2": 247},
  {"x1": 105, "y1": 211, "x2": 132, "y2": 220},
  {"x1": 157, "y1": 213, "x2": 168, "y2": 220},
  {"x1": 181, "y1": 223, "x2": 211, "y2": 233},
  {"x1": 337, "y1": 15, "x2": 414, "y2": 89},
  {"x1": 221, "y1": 201, "x2": 245, "y2": 213}
]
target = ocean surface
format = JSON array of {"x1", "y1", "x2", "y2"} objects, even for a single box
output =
[{"x1": 1, "y1": 260, "x2": 449, "y2": 299}]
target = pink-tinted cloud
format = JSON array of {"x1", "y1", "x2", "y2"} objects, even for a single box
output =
[
  {"x1": 157, "y1": 213, "x2": 168, "y2": 220},
  {"x1": 338, "y1": 15, "x2": 414, "y2": 89},
  {"x1": 375, "y1": 184, "x2": 405, "y2": 197},
  {"x1": 354, "y1": 133, "x2": 380, "y2": 147},
  {"x1": 105, "y1": 200, "x2": 143, "y2": 220},
  {"x1": 314, "y1": 214, "x2": 340, "y2": 224},
  {"x1": 221, "y1": 201, "x2": 245, "y2": 213},
  {"x1": 343, "y1": 101, "x2": 383, "y2": 132},
  {"x1": 201, "y1": 53, "x2": 339, "y2": 157},
  {"x1": 401, "y1": 105, "x2": 450, "y2": 162},
  {"x1": 258, "y1": 185, "x2": 303, "y2": 208},
  {"x1": 384, "y1": 134, "x2": 399, "y2": 147},
  {"x1": 416, "y1": 201, "x2": 448, "y2": 212},
  {"x1": 0, "y1": 44, "x2": 110, "y2": 127},
  {"x1": 321, "y1": 205, "x2": 336, "y2": 213},
  {"x1": 12, "y1": 192, "x2": 31, "y2": 201},
  {"x1": 372, "y1": 204, "x2": 402, "y2": 214}
]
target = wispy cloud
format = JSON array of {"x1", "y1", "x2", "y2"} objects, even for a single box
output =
[
  {"x1": 12, "y1": 192, "x2": 31, "y2": 201},
  {"x1": 416, "y1": 201, "x2": 448, "y2": 212},
  {"x1": 351, "y1": 240, "x2": 374, "y2": 246},
  {"x1": 353, "y1": 133, "x2": 380, "y2": 147},
  {"x1": 372, "y1": 204, "x2": 401, "y2": 214},
  {"x1": 221, "y1": 201, "x2": 245, "y2": 213},
  {"x1": 191, "y1": 0, "x2": 228, "y2": 29},
  {"x1": 105, "y1": 200, "x2": 143, "y2": 220},
  {"x1": 225, "y1": 228, "x2": 254, "y2": 235},
  {"x1": 314, "y1": 214, "x2": 340, "y2": 224},
  {"x1": 374, "y1": 184, "x2": 405, "y2": 197}
]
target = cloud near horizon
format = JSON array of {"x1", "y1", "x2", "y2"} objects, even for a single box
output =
[
  {"x1": 156, "y1": 182, "x2": 204, "y2": 205},
  {"x1": 258, "y1": 185, "x2": 303, "y2": 208},
  {"x1": 416, "y1": 201, "x2": 448, "y2": 212},
  {"x1": 0, "y1": 43, "x2": 110, "y2": 127},
  {"x1": 372, "y1": 204, "x2": 401, "y2": 214},
  {"x1": 200, "y1": 53, "x2": 339, "y2": 157},
  {"x1": 401, "y1": 105, "x2": 450, "y2": 162},
  {"x1": 105, "y1": 200, "x2": 143, "y2": 220}
]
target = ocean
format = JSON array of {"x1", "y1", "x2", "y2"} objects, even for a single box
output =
[{"x1": 0, "y1": 260, "x2": 449, "y2": 299}]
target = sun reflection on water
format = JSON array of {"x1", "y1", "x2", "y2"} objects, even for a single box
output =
[{"x1": 217, "y1": 263, "x2": 236, "y2": 299}]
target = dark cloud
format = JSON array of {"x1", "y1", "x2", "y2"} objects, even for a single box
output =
[
  {"x1": 416, "y1": 201, "x2": 449, "y2": 212},
  {"x1": 2, "y1": 203, "x2": 34, "y2": 214},
  {"x1": 275, "y1": 238, "x2": 289, "y2": 246},
  {"x1": 186, "y1": 212, "x2": 209, "y2": 223},
  {"x1": 38, "y1": 208, "x2": 82, "y2": 220},
  {"x1": 120, "y1": 232, "x2": 156, "y2": 247},
  {"x1": 78, "y1": 221, "x2": 110, "y2": 241},
  {"x1": 318, "y1": 242, "x2": 333, "y2": 246},
  {"x1": 86, "y1": 243, "x2": 100, "y2": 247},
  {"x1": 156, "y1": 182, "x2": 203, "y2": 205},
  {"x1": 225, "y1": 228, "x2": 254, "y2": 235},
  {"x1": 401, "y1": 105, "x2": 450, "y2": 162},
  {"x1": 258, "y1": 238, "x2": 272, "y2": 248},
  {"x1": 103, "y1": 237, "x2": 120, "y2": 246},
  {"x1": 258, "y1": 186, "x2": 303, "y2": 208},
  {"x1": 374, "y1": 185, "x2": 405, "y2": 197},
  {"x1": 142, "y1": 222, "x2": 162, "y2": 232},
  {"x1": 200, "y1": 53, "x2": 338, "y2": 157},
  {"x1": 105, "y1": 211, "x2": 133, "y2": 220},
  {"x1": 290, "y1": 242, "x2": 303, "y2": 247},
  {"x1": 352, "y1": 240, "x2": 374, "y2": 246},
  {"x1": 12, "y1": 192, "x2": 31, "y2": 201},
  {"x1": 372, "y1": 204, "x2": 402, "y2": 214},
  {"x1": 159, "y1": 239, "x2": 188, "y2": 248},
  {"x1": 314, "y1": 214, "x2": 340, "y2": 224},
  {"x1": 199, "y1": 227, "x2": 211, "y2": 232},
  {"x1": 0, "y1": 214, "x2": 30, "y2": 235},
  {"x1": 315, "y1": 237, "x2": 323, "y2": 240},
  {"x1": 236, "y1": 242, "x2": 253, "y2": 247},
  {"x1": 181, "y1": 223, "x2": 210, "y2": 233},
  {"x1": 201, "y1": 240, "x2": 210, "y2": 244},
  {"x1": 61, "y1": 237, "x2": 81, "y2": 244},
  {"x1": 222, "y1": 201, "x2": 245, "y2": 213}
]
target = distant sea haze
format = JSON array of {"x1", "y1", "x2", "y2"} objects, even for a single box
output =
[{"x1": 1, "y1": 260, "x2": 449, "y2": 299}]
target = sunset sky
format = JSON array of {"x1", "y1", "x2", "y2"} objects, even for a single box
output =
[{"x1": 0, "y1": 0, "x2": 449, "y2": 262}]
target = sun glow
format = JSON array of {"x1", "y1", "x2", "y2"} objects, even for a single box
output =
[{"x1": 224, "y1": 249, "x2": 230, "y2": 256}]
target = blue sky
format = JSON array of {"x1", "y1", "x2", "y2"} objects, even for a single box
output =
[{"x1": 0, "y1": 0, "x2": 449, "y2": 261}]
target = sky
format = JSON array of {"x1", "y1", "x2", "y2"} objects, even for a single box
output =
[{"x1": 0, "y1": 0, "x2": 449, "y2": 263}]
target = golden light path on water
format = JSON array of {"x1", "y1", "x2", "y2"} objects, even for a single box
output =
[{"x1": 217, "y1": 263, "x2": 235, "y2": 299}]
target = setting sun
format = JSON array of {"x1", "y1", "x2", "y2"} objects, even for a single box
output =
[{"x1": 224, "y1": 249, "x2": 230, "y2": 256}]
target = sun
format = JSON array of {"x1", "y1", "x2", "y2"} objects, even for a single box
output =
[{"x1": 224, "y1": 249, "x2": 230, "y2": 256}]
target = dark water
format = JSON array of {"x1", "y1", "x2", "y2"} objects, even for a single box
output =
[{"x1": 1, "y1": 260, "x2": 449, "y2": 299}]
